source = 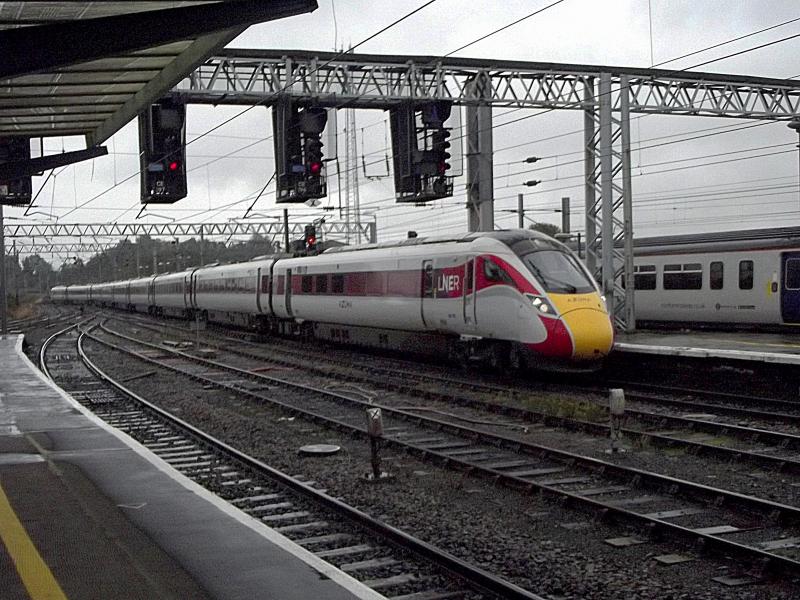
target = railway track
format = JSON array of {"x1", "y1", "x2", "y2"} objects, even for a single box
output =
[
  {"x1": 90, "y1": 320, "x2": 800, "y2": 580},
  {"x1": 41, "y1": 323, "x2": 542, "y2": 600},
  {"x1": 106, "y1": 313, "x2": 800, "y2": 477}
]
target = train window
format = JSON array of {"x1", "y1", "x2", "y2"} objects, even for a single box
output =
[
  {"x1": 663, "y1": 263, "x2": 702, "y2": 290},
  {"x1": 301, "y1": 275, "x2": 313, "y2": 293},
  {"x1": 422, "y1": 262, "x2": 435, "y2": 298},
  {"x1": 710, "y1": 262, "x2": 724, "y2": 290},
  {"x1": 332, "y1": 274, "x2": 344, "y2": 294},
  {"x1": 316, "y1": 274, "x2": 328, "y2": 294},
  {"x1": 785, "y1": 259, "x2": 800, "y2": 290},
  {"x1": 739, "y1": 260, "x2": 754, "y2": 290},
  {"x1": 520, "y1": 251, "x2": 593, "y2": 293},
  {"x1": 484, "y1": 259, "x2": 514, "y2": 286},
  {"x1": 633, "y1": 265, "x2": 656, "y2": 290},
  {"x1": 261, "y1": 275, "x2": 270, "y2": 294}
]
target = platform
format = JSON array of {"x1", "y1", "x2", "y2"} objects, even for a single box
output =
[
  {"x1": 0, "y1": 334, "x2": 381, "y2": 600},
  {"x1": 614, "y1": 329, "x2": 800, "y2": 365}
]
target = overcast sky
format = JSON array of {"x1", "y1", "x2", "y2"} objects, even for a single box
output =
[{"x1": 8, "y1": 0, "x2": 800, "y2": 256}]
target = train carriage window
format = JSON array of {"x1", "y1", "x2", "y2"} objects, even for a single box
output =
[
  {"x1": 483, "y1": 259, "x2": 514, "y2": 285},
  {"x1": 332, "y1": 274, "x2": 344, "y2": 294},
  {"x1": 710, "y1": 261, "x2": 724, "y2": 290},
  {"x1": 633, "y1": 265, "x2": 656, "y2": 290},
  {"x1": 739, "y1": 260, "x2": 754, "y2": 290},
  {"x1": 301, "y1": 275, "x2": 313, "y2": 293},
  {"x1": 663, "y1": 263, "x2": 702, "y2": 290},
  {"x1": 785, "y1": 259, "x2": 800, "y2": 290},
  {"x1": 316, "y1": 274, "x2": 328, "y2": 294},
  {"x1": 422, "y1": 263, "x2": 435, "y2": 298},
  {"x1": 261, "y1": 275, "x2": 270, "y2": 294}
]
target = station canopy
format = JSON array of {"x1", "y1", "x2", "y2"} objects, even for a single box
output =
[{"x1": 0, "y1": 1, "x2": 317, "y2": 146}]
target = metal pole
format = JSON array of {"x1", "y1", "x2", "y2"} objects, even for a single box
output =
[
  {"x1": 465, "y1": 73, "x2": 494, "y2": 232},
  {"x1": 199, "y1": 225, "x2": 204, "y2": 266},
  {"x1": 0, "y1": 202, "x2": 7, "y2": 335},
  {"x1": 283, "y1": 208, "x2": 290, "y2": 253},
  {"x1": 517, "y1": 193, "x2": 524, "y2": 229},
  {"x1": 789, "y1": 121, "x2": 800, "y2": 208},
  {"x1": 599, "y1": 73, "x2": 615, "y2": 317},
  {"x1": 620, "y1": 74, "x2": 636, "y2": 332},
  {"x1": 136, "y1": 240, "x2": 141, "y2": 276},
  {"x1": 583, "y1": 77, "x2": 597, "y2": 277},
  {"x1": 152, "y1": 244, "x2": 158, "y2": 275},
  {"x1": 12, "y1": 240, "x2": 18, "y2": 306},
  {"x1": 561, "y1": 197, "x2": 570, "y2": 233}
]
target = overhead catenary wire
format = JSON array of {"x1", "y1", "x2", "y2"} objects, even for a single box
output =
[
  {"x1": 51, "y1": 0, "x2": 442, "y2": 221},
  {"x1": 17, "y1": 9, "x2": 800, "y2": 245}
]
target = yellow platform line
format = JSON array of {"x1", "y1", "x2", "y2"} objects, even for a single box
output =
[{"x1": 0, "y1": 482, "x2": 68, "y2": 600}]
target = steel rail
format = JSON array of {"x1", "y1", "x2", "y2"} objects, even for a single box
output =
[
  {"x1": 73, "y1": 329, "x2": 544, "y2": 600},
  {"x1": 88, "y1": 324, "x2": 800, "y2": 577},
  {"x1": 105, "y1": 313, "x2": 800, "y2": 474},
  {"x1": 39, "y1": 322, "x2": 80, "y2": 379}
]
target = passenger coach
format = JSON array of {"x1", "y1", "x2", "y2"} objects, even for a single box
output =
[
  {"x1": 51, "y1": 230, "x2": 615, "y2": 371},
  {"x1": 632, "y1": 226, "x2": 800, "y2": 328}
]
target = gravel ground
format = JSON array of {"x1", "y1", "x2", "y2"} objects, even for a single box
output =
[
  {"x1": 82, "y1": 333, "x2": 799, "y2": 600},
  {"x1": 103, "y1": 315, "x2": 800, "y2": 509}
]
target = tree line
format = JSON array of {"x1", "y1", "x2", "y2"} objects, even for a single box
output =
[{"x1": 3, "y1": 234, "x2": 281, "y2": 302}]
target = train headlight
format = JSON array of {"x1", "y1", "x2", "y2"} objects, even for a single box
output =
[{"x1": 527, "y1": 294, "x2": 558, "y2": 316}]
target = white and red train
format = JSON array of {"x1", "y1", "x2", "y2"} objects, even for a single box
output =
[{"x1": 51, "y1": 230, "x2": 614, "y2": 371}]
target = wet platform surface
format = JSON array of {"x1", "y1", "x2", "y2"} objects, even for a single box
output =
[
  {"x1": 615, "y1": 329, "x2": 800, "y2": 365},
  {"x1": 0, "y1": 334, "x2": 379, "y2": 600}
]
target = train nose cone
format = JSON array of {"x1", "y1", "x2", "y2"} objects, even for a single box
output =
[
  {"x1": 561, "y1": 307, "x2": 614, "y2": 359},
  {"x1": 548, "y1": 292, "x2": 614, "y2": 360}
]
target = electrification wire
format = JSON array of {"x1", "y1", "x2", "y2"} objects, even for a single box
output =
[
  {"x1": 53, "y1": 0, "x2": 441, "y2": 221},
  {"x1": 31, "y1": 9, "x2": 800, "y2": 237},
  {"x1": 652, "y1": 16, "x2": 800, "y2": 68},
  {"x1": 443, "y1": 0, "x2": 567, "y2": 57}
]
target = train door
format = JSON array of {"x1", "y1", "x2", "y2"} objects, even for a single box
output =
[
  {"x1": 285, "y1": 268, "x2": 294, "y2": 317},
  {"x1": 420, "y1": 260, "x2": 434, "y2": 328},
  {"x1": 256, "y1": 267, "x2": 263, "y2": 313},
  {"x1": 183, "y1": 274, "x2": 191, "y2": 309},
  {"x1": 462, "y1": 257, "x2": 477, "y2": 328},
  {"x1": 781, "y1": 252, "x2": 800, "y2": 323}
]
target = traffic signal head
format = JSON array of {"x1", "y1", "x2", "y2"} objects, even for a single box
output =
[
  {"x1": 139, "y1": 100, "x2": 187, "y2": 204},
  {"x1": 304, "y1": 224, "x2": 317, "y2": 250},
  {"x1": 432, "y1": 128, "x2": 451, "y2": 175},
  {"x1": 304, "y1": 136, "x2": 324, "y2": 176}
]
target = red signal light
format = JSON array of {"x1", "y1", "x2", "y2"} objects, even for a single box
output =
[
  {"x1": 309, "y1": 161, "x2": 322, "y2": 175},
  {"x1": 168, "y1": 160, "x2": 180, "y2": 171},
  {"x1": 306, "y1": 235, "x2": 316, "y2": 247}
]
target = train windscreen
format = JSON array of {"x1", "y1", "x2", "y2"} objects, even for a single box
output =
[{"x1": 519, "y1": 250, "x2": 596, "y2": 294}]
